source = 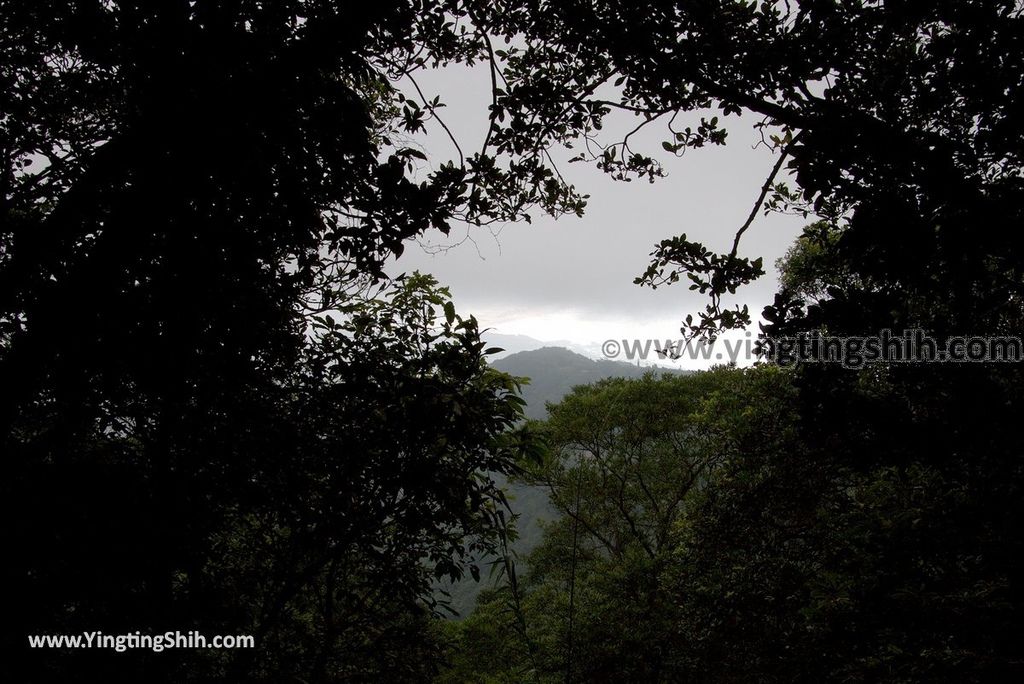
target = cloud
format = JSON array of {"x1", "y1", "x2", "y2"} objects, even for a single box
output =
[{"x1": 386, "y1": 65, "x2": 806, "y2": 344}]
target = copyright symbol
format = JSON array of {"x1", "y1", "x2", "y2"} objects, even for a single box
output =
[{"x1": 602, "y1": 339, "x2": 621, "y2": 359}]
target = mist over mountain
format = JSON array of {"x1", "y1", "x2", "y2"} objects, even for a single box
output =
[
  {"x1": 479, "y1": 332, "x2": 592, "y2": 360},
  {"x1": 478, "y1": 332, "x2": 547, "y2": 358}
]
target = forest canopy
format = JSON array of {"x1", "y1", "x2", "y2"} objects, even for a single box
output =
[{"x1": 3, "y1": 1, "x2": 1024, "y2": 682}]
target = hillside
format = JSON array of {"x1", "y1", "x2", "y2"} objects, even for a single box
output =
[{"x1": 493, "y1": 346, "x2": 678, "y2": 420}]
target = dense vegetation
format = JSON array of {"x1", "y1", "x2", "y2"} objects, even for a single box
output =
[
  {"x1": 443, "y1": 362, "x2": 1024, "y2": 681},
  {"x1": 440, "y1": 2, "x2": 1024, "y2": 679},
  {"x1": 439, "y1": 347, "x2": 689, "y2": 617},
  {"x1": 1, "y1": 3, "x2": 545, "y2": 680},
  {"x1": 441, "y1": 369, "x2": 794, "y2": 682},
  {"x1": 4, "y1": 1, "x2": 1023, "y2": 681}
]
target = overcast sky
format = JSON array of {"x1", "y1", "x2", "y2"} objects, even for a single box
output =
[{"x1": 386, "y1": 65, "x2": 807, "y2": 365}]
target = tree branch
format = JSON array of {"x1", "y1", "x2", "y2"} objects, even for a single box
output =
[{"x1": 730, "y1": 132, "x2": 802, "y2": 258}]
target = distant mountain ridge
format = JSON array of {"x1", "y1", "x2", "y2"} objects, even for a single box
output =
[
  {"x1": 480, "y1": 332, "x2": 589, "y2": 360},
  {"x1": 492, "y1": 346, "x2": 687, "y2": 420}
]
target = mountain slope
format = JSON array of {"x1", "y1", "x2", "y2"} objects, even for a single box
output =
[{"x1": 493, "y1": 346, "x2": 676, "y2": 420}]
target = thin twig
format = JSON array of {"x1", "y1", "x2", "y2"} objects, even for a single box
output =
[
  {"x1": 730, "y1": 132, "x2": 802, "y2": 257},
  {"x1": 406, "y1": 72, "x2": 465, "y2": 167}
]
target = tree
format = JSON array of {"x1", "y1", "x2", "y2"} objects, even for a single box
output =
[
  {"x1": 0, "y1": 3, "x2": 559, "y2": 680},
  {"x1": 450, "y1": 361, "x2": 1024, "y2": 681},
  {"x1": 9, "y1": 2, "x2": 1024, "y2": 680},
  {"x1": 442, "y1": 372, "x2": 728, "y2": 683},
  {"x1": 449, "y1": 0, "x2": 1024, "y2": 339},
  {"x1": 5, "y1": 270, "x2": 534, "y2": 681},
  {"x1": 661, "y1": 360, "x2": 1024, "y2": 682},
  {"x1": 525, "y1": 373, "x2": 721, "y2": 682},
  {"x1": 444, "y1": 5, "x2": 1024, "y2": 679}
]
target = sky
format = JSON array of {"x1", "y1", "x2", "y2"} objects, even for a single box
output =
[{"x1": 386, "y1": 65, "x2": 808, "y2": 368}]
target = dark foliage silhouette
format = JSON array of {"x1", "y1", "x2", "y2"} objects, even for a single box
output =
[
  {"x1": 6, "y1": 1, "x2": 1024, "y2": 682},
  {"x1": 441, "y1": 2, "x2": 1024, "y2": 681}
]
